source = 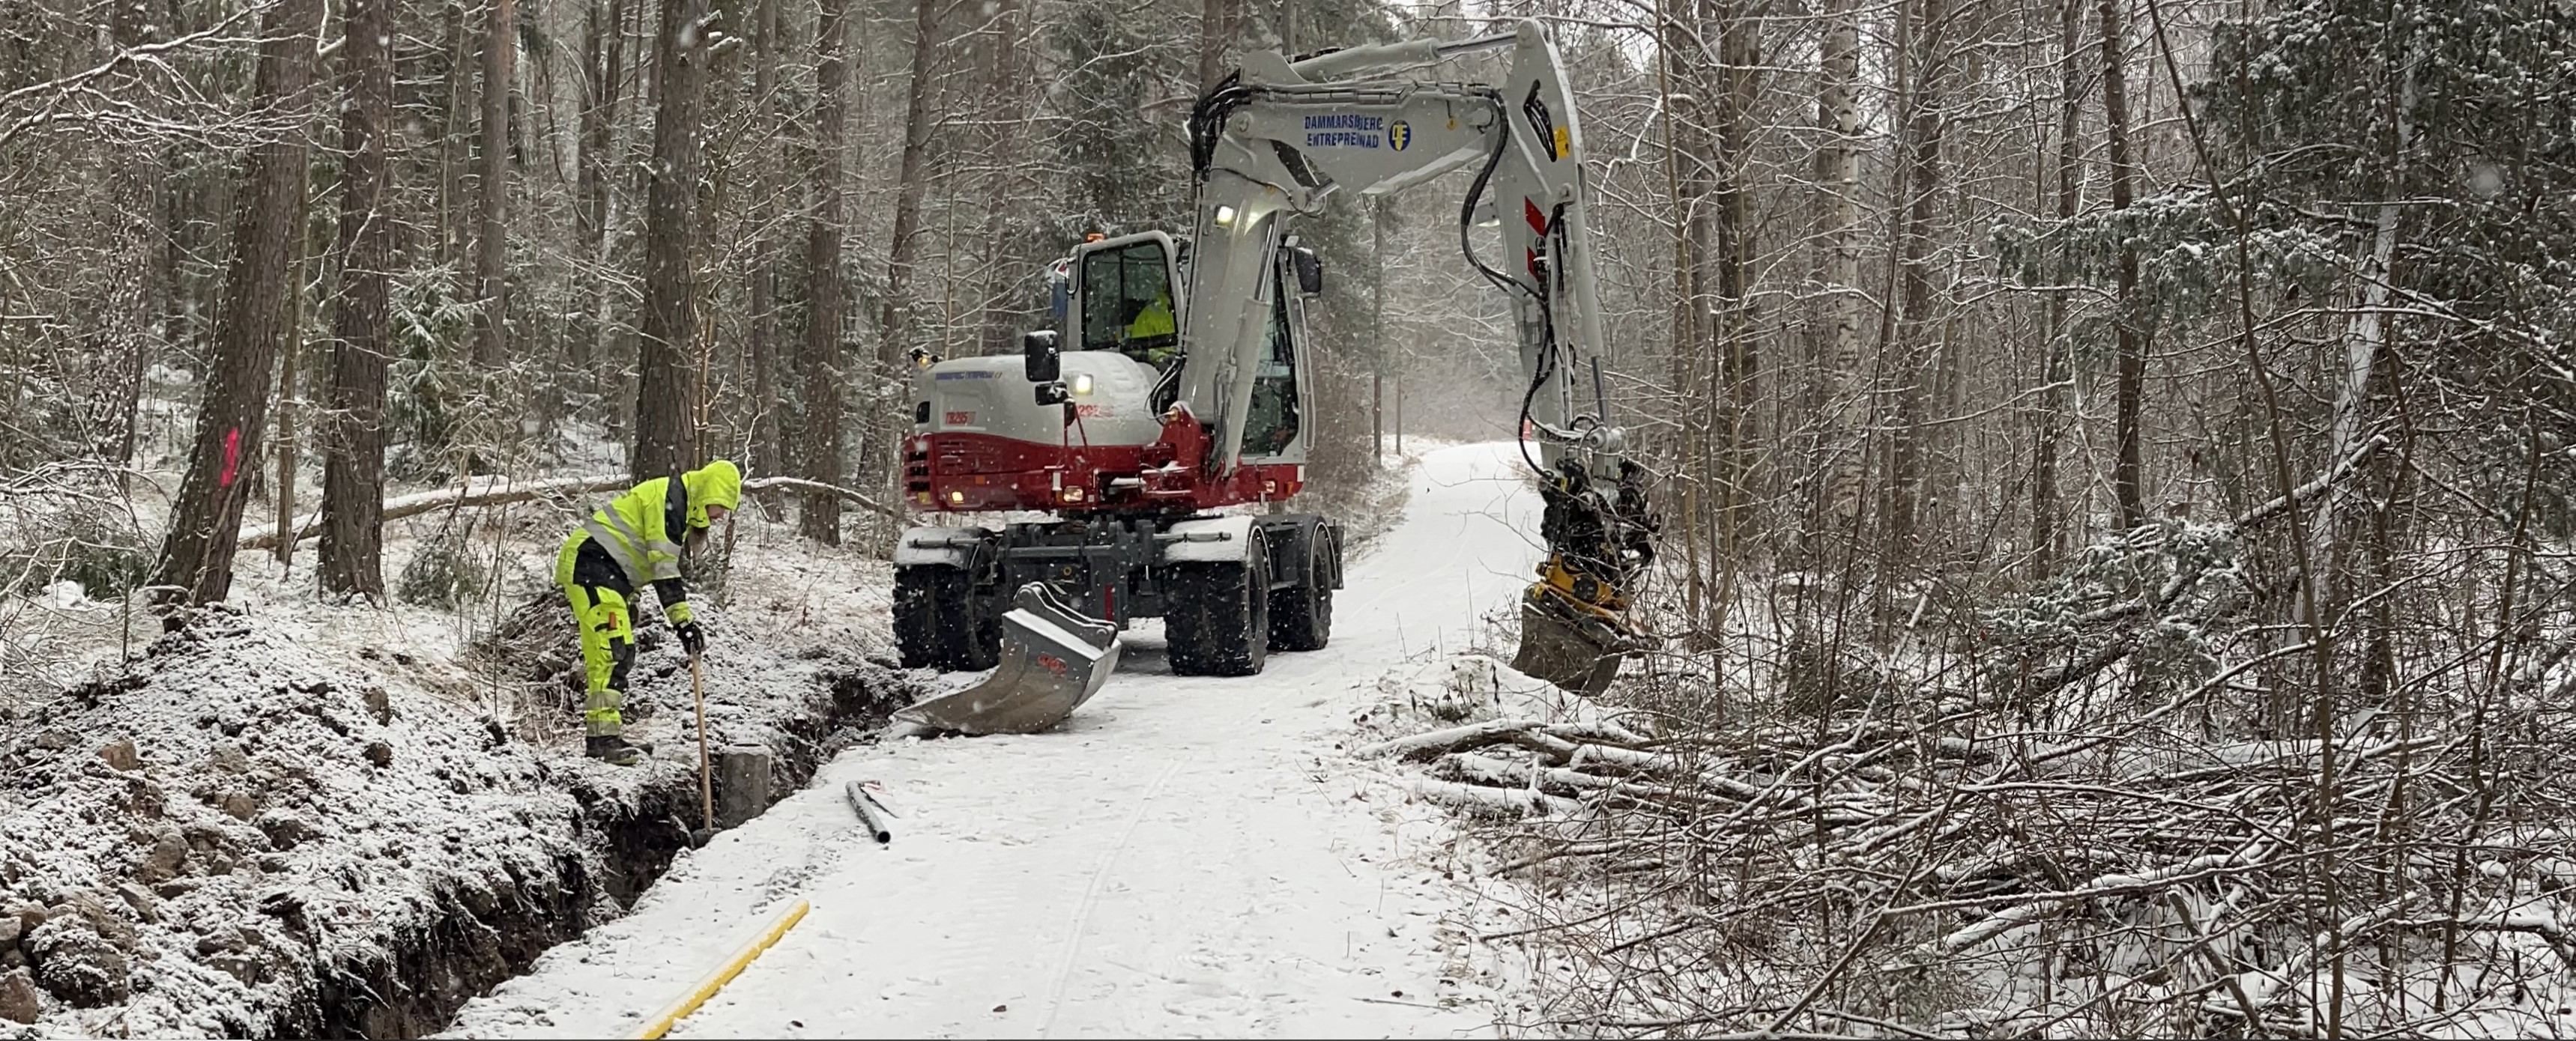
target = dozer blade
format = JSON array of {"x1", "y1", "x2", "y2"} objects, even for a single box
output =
[
  {"x1": 1511, "y1": 590, "x2": 1632, "y2": 697},
  {"x1": 894, "y1": 583, "x2": 1122, "y2": 735}
]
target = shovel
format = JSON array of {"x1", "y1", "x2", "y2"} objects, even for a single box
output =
[
  {"x1": 1511, "y1": 590, "x2": 1632, "y2": 697},
  {"x1": 893, "y1": 583, "x2": 1122, "y2": 735},
  {"x1": 689, "y1": 654, "x2": 716, "y2": 847}
]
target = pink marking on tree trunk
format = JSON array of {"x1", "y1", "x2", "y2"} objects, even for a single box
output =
[{"x1": 219, "y1": 428, "x2": 241, "y2": 488}]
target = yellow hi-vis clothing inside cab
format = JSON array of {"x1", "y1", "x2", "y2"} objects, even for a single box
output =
[
  {"x1": 554, "y1": 461, "x2": 743, "y2": 740},
  {"x1": 1128, "y1": 294, "x2": 1176, "y2": 339}
]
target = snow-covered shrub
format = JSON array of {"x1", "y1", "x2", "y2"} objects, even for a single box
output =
[
  {"x1": 0, "y1": 466, "x2": 151, "y2": 601},
  {"x1": 384, "y1": 270, "x2": 474, "y2": 482},
  {"x1": 396, "y1": 527, "x2": 487, "y2": 610},
  {"x1": 680, "y1": 520, "x2": 732, "y2": 607},
  {"x1": 1979, "y1": 517, "x2": 2245, "y2": 708},
  {"x1": 1780, "y1": 633, "x2": 1885, "y2": 716}
]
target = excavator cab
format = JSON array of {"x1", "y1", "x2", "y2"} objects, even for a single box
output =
[{"x1": 1074, "y1": 232, "x2": 1183, "y2": 368}]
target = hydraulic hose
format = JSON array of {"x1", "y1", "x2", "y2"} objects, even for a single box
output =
[{"x1": 1457, "y1": 128, "x2": 1558, "y2": 479}]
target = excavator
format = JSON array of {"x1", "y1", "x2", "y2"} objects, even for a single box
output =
[{"x1": 890, "y1": 19, "x2": 1655, "y2": 734}]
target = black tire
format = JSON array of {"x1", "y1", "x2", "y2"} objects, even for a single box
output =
[
  {"x1": 1268, "y1": 526, "x2": 1332, "y2": 652},
  {"x1": 892, "y1": 565, "x2": 1000, "y2": 672},
  {"x1": 892, "y1": 568, "x2": 942, "y2": 669},
  {"x1": 1164, "y1": 532, "x2": 1271, "y2": 677}
]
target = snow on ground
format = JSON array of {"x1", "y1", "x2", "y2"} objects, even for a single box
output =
[
  {"x1": 447, "y1": 442, "x2": 1552, "y2": 1039},
  {"x1": 0, "y1": 449, "x2": 931, "y2": 1037}
]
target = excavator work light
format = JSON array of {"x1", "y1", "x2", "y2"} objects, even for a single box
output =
[
  {"x1": 1213, "y1": 204, "x2": 1238, "y2": 227},
  {"x1": 1073, "y1": 373, "x2": 1094, "y2": 395}
]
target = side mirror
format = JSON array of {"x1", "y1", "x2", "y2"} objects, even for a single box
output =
[
  {"x1": 1291, "y1": 246, "x2": 1322, "y2": 295},
  {"x1": 1023, "y1": 330, "x2": 1061, "y2": 383},
  {"x1": 1035, "y1": 381, "x2": 1071, "y2": 407}
]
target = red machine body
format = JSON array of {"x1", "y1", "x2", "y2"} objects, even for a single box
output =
[{"x1": 901, "y1": 404, "x2": 1307, "y2": 515}]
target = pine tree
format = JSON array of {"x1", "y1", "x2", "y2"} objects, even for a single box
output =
[
  {"x1": 151, "y1": 0, "x2": 322, "y2": 603},
  {"x1": 318, "y1": 0, "x2": 398, "y2": 599}
]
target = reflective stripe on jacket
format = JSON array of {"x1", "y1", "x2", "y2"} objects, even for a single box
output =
[{"x1": 582, "y1": 476, "x2": 688, "y2": 587}]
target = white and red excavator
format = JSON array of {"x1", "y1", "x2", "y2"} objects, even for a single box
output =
[{"x1": 889, "y1": 19, "x2": 1657, "y2": 734}]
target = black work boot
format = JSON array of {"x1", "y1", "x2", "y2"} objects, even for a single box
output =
[{"x1": 584, "y1": 735, "x2": 648, "y2": 766}]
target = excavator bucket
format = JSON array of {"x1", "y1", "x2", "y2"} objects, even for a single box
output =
[
  {"x1": 1511, "y1": 589, "x2": 1632, "y2": 697},
  {"x1": 894, "y1": 583, "x2": 1122, "y2": 735}
]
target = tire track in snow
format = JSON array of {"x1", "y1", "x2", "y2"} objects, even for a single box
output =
[
  {"x1": 459, "y1": 443, "x2": 1535, "y2": 1040},
  {"x1": 1036, "y1": 755, "x2": 1185, "y2": 1038}
]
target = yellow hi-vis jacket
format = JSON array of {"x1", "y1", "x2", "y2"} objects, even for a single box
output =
[
  {"x1": 578, "y1": 461, "x2": 744, "y2": 589},
  {"x1": 1129, "y1": 294, "x2": 1176, "y2": 340}
]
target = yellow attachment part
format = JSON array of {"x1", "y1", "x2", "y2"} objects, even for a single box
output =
[{"x1": 1534, "y1": 554, "x2": 1629, "y2": 620}]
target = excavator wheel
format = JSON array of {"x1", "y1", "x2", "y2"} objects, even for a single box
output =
[
  {"x1": 1267, "y1": 526, "x2": 1332, "y2": 653},
  {"x1": 892, "y1": 565, "x2": 1001, "y2": 673},
  {"x1": 1164, "y1": 530, "x2": 1272, "y2": 676}
]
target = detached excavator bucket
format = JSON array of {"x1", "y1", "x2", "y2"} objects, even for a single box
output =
[
  {"x1": 894, "y1": 583, "x2": 1122, "y2": 735},
  {"x1": 1511, "y1": 589, "x2": 1632, "y2": 697}
]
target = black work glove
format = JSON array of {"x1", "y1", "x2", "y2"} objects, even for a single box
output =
[{"x1": 675, "y1": 619, "x2": 707, "y2": 658}]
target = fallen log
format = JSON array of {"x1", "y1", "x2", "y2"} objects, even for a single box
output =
[
  {"x1": 1358, "y1": 717, "x2": 1651, "y2": 763},
  {"x1": 1433, "y1": 752, "x2": 1744, "y2": 812},
  {"x1": 740, "y1": 475, "x2": 902, "y2": 520},
  {"x1": 1929, "y1": 846, "x2": 2267, "y2": 954},
  {"x1": 1358, "y1": 719, "x2": 1552, "y2": 762},
  {"x1": 237, "y1": 473, "x2": 629, "y2": 552},
  {"x1": 1402, "y1": 775, "x2": 1582, "y2": 819},
  {"x1": 235, "y1": 472, "x2": 907, "y2": 553}
]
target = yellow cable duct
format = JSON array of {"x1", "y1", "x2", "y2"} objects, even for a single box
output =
[{"x1": 632, "y1": 896, "x2": 812, "y2": 1040}]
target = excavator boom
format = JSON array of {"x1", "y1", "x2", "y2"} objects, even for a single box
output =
[{"x1": 1179, "y1": 19, "x2": 1654, "y2": 694}]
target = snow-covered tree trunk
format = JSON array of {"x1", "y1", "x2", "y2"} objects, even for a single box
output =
[
  {"x1": 473, "y1": 0, "x2": 515, "y2": 373},
  {"x1": 974, "y1": 0, "x2": 1032, "y2": 357},
  {"x1": 744, "y1": 0, "x2": 784, "y2": 505},
  {"x1": 151, "y1": 0, "x2": 321, "y2": 604},
  {"x1": 2030, "y1": 0, "x2": 2084, "y2": 574},
  {"x1": 870, "y1": 0, "x2": 943, "y2": 526},
  {"x1": 635, "y1": 0, "x2": 709, "y2": 481},
  {"x1": 2101, "y1": 0, "x2": 2144, "y2": 530},
  {"x1": 98, "y1": 0, "x2": 166, "y2": 479},
  {"x1": 1881, "y1": 0, "x2": 1950, "y2": 563},
  {"x1": 321, "y1": 0, "x2": 399, "y2": 599},
  {"x1": 1815, "y1": 0, "x2": 1864, "y2": 542},
  {"x1": 798, "y1": 0, "x2": 853, "y2": 545},
  {"x1": 2311, "y1": 47, "x2": 2419, "y2": 604},
  {"x1": 577, "y1": 0, "x2": 627, "y2": 420}
]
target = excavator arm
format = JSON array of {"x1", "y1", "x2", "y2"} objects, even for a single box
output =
[{"x1": 1173, "y1": 19, "x2": 1654, "y2": 694}]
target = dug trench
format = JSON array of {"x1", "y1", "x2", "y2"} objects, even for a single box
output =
[{"x1": 0, "y1": 597, "x2": 919, "y2": 1039}]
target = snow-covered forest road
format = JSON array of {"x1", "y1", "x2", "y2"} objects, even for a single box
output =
[{"x1": 447, "y1": 443, "x2": 1538, "y2": 1038}]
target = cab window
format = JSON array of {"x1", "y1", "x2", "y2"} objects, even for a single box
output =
[
  {"x1": 1243, "y1": 267, "x2": 1301, "y2": 456},
  {"x1": 1079, "y1": 240, "x2": 1177, "y2": 368}
]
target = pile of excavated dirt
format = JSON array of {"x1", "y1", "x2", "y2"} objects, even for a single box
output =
[{"x1": 0, "y1": 592, "x2": 912, "y2": 1039}]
